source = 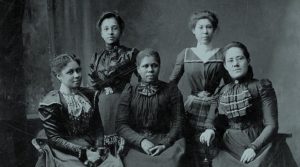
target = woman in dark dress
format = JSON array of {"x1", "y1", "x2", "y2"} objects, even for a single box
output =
[
  {"x1": 35, "y1": 54, "x2": 104, "y2": 167},
  {"x1": 116, "y1": 49, "x2": 185, "y2": 167},
  {"x1": 169, "y1": 10, "x2": 229, "y2": 166},
  {"x1": 201, "y1": 41, "x2": 298, "y2": 167},
  {"x1": 89, "y1": 11, "x2": 139, "y2": 155}
]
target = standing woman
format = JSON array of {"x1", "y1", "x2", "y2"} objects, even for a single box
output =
[
  {"x1": 169, "y1": 10, "x2": 229, "y2": 165},
  {"x1": 116, "y1": 49, "x2": 185, "y2": 167},
  {"x1": 201, "y1": 41, "x2": 297, "y2": 167},
  {"x1": 89, "y1": 11, "x2": 139, "y2": 155},
  {"x1": 36, "y1": 54, "x2": 104, "y2": 166}
]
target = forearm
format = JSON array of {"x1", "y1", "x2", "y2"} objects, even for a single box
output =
[
  {"x1": 251, "y1": 125, "x2": 277, "y2": 151},
  {"x1": 117, "y1": 125, "x2": 145, "y2": 147}
]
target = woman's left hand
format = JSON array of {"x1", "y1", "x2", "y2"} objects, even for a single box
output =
[
  {"x1": 148, "y1": 145, "x2": 166, "y2": 156},
  {"x1": 240, "y1": 148, "x2": 256, "y2": 163}
]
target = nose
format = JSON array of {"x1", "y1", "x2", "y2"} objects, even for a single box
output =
[
  {"x1": 147, "y1": 66, "x2": 154, "y2": 72},
  {"x1": 74, "y1": 71, "x2": 81, "y2": 78},
  {"x1": 109, "y1": 28, "x2": 114, "y2": 35},
  {"x1": 232, "y1": 59, "x2": 239, "y2": 67},
  {"x1": 202, "y1": 27, "x2": 208, "y2": 34}
]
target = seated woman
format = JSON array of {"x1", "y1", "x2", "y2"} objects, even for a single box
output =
[
  {"x1": 200, "y1": 42, "x2": 297, "y2": 167},
  {"x1": 116, "y1": 49, "x2": 185, "y2": 167},
  {"x1": 35, "y1": 54, "x2": 105, "y2": 167}
]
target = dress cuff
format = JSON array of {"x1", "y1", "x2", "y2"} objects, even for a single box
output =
[
  {"x1": 78, "y1": 148, "x2": 87, "y2": 162},
  {"x1": 247, "y1": 143, "x2": 258, "y2": 152}
]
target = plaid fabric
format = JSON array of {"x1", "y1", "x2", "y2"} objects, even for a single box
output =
[
  {"x1": 219, "y1": 84, "x2": 252, "y2": 119},
  {"x1": 185, "y1": 93, "x2": 217, "y2": 131}
]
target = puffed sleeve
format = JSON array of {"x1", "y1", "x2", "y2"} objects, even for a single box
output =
[
  {"x1": 38, "y1": 104, "x2": 87, "y2": 161},
  {"x1": 250, "y1": 79, "x2": 278, "y2": 151},
  {"x1": 169, "y1": 49, "x2": 185, "y2": 85},
  {"x1": 88, "y1": 52, "x2": 103, "y2": 90},
  {"x1": 159, "y1": 84, "x2": 184, "y2": 147},
  {"x1": 128, "y1": 48, "x2": 139, "y2": 79},
  {"x1": 116, "y1": 84, "x2": 146, "y2": 148}
]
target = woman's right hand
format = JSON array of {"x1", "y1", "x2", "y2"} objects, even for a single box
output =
[
  {"x1": 141, "y1": 139, "x2": 155, "y2": 155},
  {"x1": 199, "y1": 129, "x2": 215, "y2": 146},
  {"x1": 86, "y1": 149, "x2": 100, "y2": 163}
]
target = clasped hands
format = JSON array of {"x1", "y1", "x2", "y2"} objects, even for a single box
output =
[
  {"x1": 199, "y1": 129, "x2": 256, "y2": 164},
  {"x1": 141, "y1": 139, "x2": 166, "y2": 156},
  {"x1": 84, "y1": 147, "x2": 108, "y2": 166}
]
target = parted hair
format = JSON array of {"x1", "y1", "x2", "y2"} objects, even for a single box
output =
[
  {"x1": 96, "y1": 11, "x2": 125, "y2": 33},
  {"x1": 188, "y1": 10, "x2": 219, "y2": 31},
  {"x1": 50, "y1": 53, "x2": 80, "y2": 76}
]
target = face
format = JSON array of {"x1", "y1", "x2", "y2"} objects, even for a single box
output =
[
  {"x1": 224, "y1": 47, "x2": 249, "y2": 80},
  {"x1": 192, "y1": 18, "x2": 215, "y2": 44},
  {"x1": 137, "y1": 56, "x2": 160, "y2": 83},
  {"x1": 101, "y1": 17, "x2": 121, "y2": 44},
  {"x1": 57, "y1": 61, "x2": 82, "y2": 88}
]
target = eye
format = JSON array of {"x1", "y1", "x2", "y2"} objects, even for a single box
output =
[
  {"x1": 112, "y1": 26, "x2": 119, "y2": 30},
  {"x1": 142, "y1": 64, "x2": 149, "y2": 68},
  {"x1": 76, "y1": 68, "x2": 82, "y2": 73},
  {"x1": 152, "y1": 64, "x2": 159, "y2": 68},
  {"x1": 66, "y1": 69, "x2": 74, "y2": 75},
  {"x1": 206, "y1": 25, "x2": 213, "y2": 29},
  {"x1": 238, "y1": 56, "x2": 245, "y2": 60},
  {"x1": 227, "y1": 59, "x2": 234, "y2": 63}
]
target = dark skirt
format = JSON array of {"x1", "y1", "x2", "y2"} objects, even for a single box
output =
[
  {"x1": 34, "y1": 138, "x2": 90, "y2": 167},
  {"x1": 98, "y1": 91, "x2": 122, "y2": 135},
  {"x1": 123, "y1": 138, "x2": 186, "y2": 167},
  {"x1": 98, "y1": 91, "x2": 124, "y2": 156},
  {"x1": 212, "y1": 129, "x2": 298, "y2": 167}
]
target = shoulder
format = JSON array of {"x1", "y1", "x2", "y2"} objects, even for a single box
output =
[
  {"x1": 159, "y1": 81, "x2": 181, "y2": 94},
  {"x1": 120, "y1": 46, "x2": 139, "y2": 54},
  {"x1": 38, "y1": 90, "x2": 62, "y2": 119},
  {"x1": 77, "y1": 87, "x2": 99, "y2": 104},
  {"x1": 212, "y1": 48, "x2": 224, "y2": 60},
  {"x1": 78, "y1": 87, "x2": 98, "y2": 97},
  {"x1": 39, "y1": 90, "x2": 61, "y2": 107},
  {"x1": 175, "y1": 48, "x2": 189, "y2": 61}
]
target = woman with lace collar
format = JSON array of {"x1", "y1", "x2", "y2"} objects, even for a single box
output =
[
  {"x1": 89, "y1": 11, "x2": 139, "y2": 156},
  {"x1": 200, "y1": 42, "x2": 297, "y2": 167},
  {"x1": 116, "y1": 49, "x2": 185, "y2": 167},
  {"x1": 35, "y1": 54, "x2": 105, "y2": 167}
]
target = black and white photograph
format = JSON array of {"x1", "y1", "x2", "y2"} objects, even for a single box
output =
[{"x1": 0, "y1": 0, "x2": 299, "y2": 166}]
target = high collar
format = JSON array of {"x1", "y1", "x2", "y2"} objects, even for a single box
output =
[
  {"x1": 105, "y1": 41, "x2": 120, "y2": 51},
  {"x1": 137, "y1": 81, "x2": 160, "y2": 96}
]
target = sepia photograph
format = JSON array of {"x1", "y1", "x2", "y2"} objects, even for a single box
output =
[{"x1": 0, "y1": 0, "x2": 299, "y2": 166}]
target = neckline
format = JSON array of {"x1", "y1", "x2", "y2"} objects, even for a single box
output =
[
  {"x1": 189, "y1": 47, "x2": 219, "y2": 63},
  {"x1": 105, "y1": 42, "x2": 120, "y2": 51}
]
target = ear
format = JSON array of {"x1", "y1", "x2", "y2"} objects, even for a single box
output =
[
  {"x1": 56, "y1": 73, "x2": 62, "y2": 81},
  {"x1": 223, "y1": 63, "x2": 229, "y2": 71},
  {"x1": 137, "y1": 66, "x2": 141, "y2": 75},
  {"x1": 192, "y1": 28, "x2": 195, "y2": 35},
  {"x1": 247, "y1": 58, "x2": 251, "y2": 65}
]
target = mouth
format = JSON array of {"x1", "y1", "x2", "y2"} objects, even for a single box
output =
[{"x1": 73, "y1": 80, "x2": 81, "y2": 84}]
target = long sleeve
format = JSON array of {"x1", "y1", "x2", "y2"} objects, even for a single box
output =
[
  {"x1": 169, "y1": 49, "x2": 185, "y2": 84},
  {"x1": 88, "y1": 52, "x2": 104, "y2": 90},
  {"x1": 88, "y1": 93, "x2": 104, "y2": 148},
  {"x1": 116, "y1": 84, "x2": 145, "y2": 148},
  {"x1": 251, "y1": 79, "x2": 278, "y2": 151},
  {"x1": 159, "y1": 85, "x2": 184, "y2": 147},
  {"x1": 38, "y1": 105, "x2": 86, "y2": 159}
]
